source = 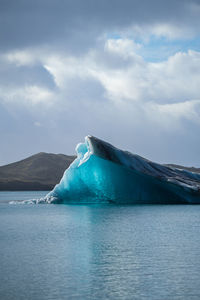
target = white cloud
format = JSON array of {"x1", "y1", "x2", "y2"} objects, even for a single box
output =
[
  {"x1": 4, "y1": 50, "x2": 37, "y2": 66},
  {"x1": 105, "y1": 38, "x2": 141, "y2": 58},
  {"x1": 2, "y1": 0, "x2": 200, "y2": 166},
  {"x1": 157, "y1": 100, "x2": 200, "y2": 122},
  {"x1": 146, "y1": 99, "x2": 200, "y2": 130},
  {"x1": 123, "y1": 22, "x2": 196, "y2": 42},
  {"x1": 43, "y1": 55, "x2": 89, "y2": 89},
  {"x1": 1, "y1": 39, "x2": 200, "y2": 130},
  {"x1": 147, "y1": 23, "x2": 194, "y2": 40},
  {"x1": 26, "y1": 85, "x2": 54, "y2": 104},
  {"x1": 0, "y1": 85, "x2": 55, "y2": 106}
]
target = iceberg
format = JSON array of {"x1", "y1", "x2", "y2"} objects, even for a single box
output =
[{"x1": 45, "y1": 136, "x2": 200, "y2": 204}]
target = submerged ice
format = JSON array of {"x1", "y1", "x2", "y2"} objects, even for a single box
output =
[{"x1": 43, "y1": 136, "x2": 200, "y2": 204}]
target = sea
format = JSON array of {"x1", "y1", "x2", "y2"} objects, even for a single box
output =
[{"x1": 1, "y1": 191, "x2": 200, "y2": 300}]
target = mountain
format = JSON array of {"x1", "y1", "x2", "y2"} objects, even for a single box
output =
[{"x1": 0, "y1": 152, "x2": 76, "y2": 190}]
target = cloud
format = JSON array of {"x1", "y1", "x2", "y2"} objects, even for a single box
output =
[
  {"x1": 2, "y1": 41, "x2": 200, "y2": 131},
  {"x1": 1, "y1": 0, "x2": 200, "y2": 53},
  {"x1": 0, "y1": 84, "x2": 55, "y2": 106},
  {"x1": 39, "y1": 44, "x2": 200, "y2": 111},
  {"x1": 105, "y1": 39, "x2": 141, "y2": 58},
  {"x1": 1, "y1": 0, "x2": 200, "y2": 166},
  {"x1": 3, "y1": 46, "x2": 200, "y2": 109},
  {"x1": 4, "y1": 50, "x2": 37, "y2": 66}
]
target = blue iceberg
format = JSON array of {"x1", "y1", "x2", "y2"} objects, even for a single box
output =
[{"x1": 45, "y1": 136, "x2": 200, "y2": 204}]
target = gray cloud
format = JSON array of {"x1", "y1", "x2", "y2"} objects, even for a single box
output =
[
  {"x1": 0, "y1": 0, "x2": 199, "y2": 53},
  {"x1": 1, "y1": 0, "x2": 200, "y2": 166},
  {"x1": 0, "y1": 60, "x2": 55, "y2": 89}
]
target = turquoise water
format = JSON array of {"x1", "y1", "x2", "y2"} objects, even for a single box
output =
[{"x1": 1, "y1": 192, "x2": 200, "y2": 299}]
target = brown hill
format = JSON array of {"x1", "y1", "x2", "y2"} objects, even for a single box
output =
[{"x1": 0, "y1": 152, "x2": 76, "y2": 190}]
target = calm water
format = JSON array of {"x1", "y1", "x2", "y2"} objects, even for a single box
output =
[{"x1": 1, "y1": 192, "x2": 200, "y2": 300}]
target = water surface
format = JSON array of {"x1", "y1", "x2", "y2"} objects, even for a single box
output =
[
  {"x1": 0, "y1": 191, "x2": 200, "y2": 300},
  {"x1": 0, "y1": 191, "x2": 49, "y2": 203}
]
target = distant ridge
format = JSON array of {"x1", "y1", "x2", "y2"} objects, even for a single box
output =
[
  {"x1": 165, "y1": 164, "x2": 200, "y2": 174},
  {"x1": 0, "y1": 152, "x2": 76, "y2": 191}
]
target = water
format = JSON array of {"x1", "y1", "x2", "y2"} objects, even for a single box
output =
[
  {"x1": 1, "y1": 192, "x2": 200, "y2": 300},
  {"x1": 0, "y1": 191, "x2": 49, "y2": 203}
]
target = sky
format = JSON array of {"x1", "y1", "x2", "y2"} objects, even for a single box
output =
[{"x1": 1, "y1": 0, "x2": 200, "y2": 166}]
